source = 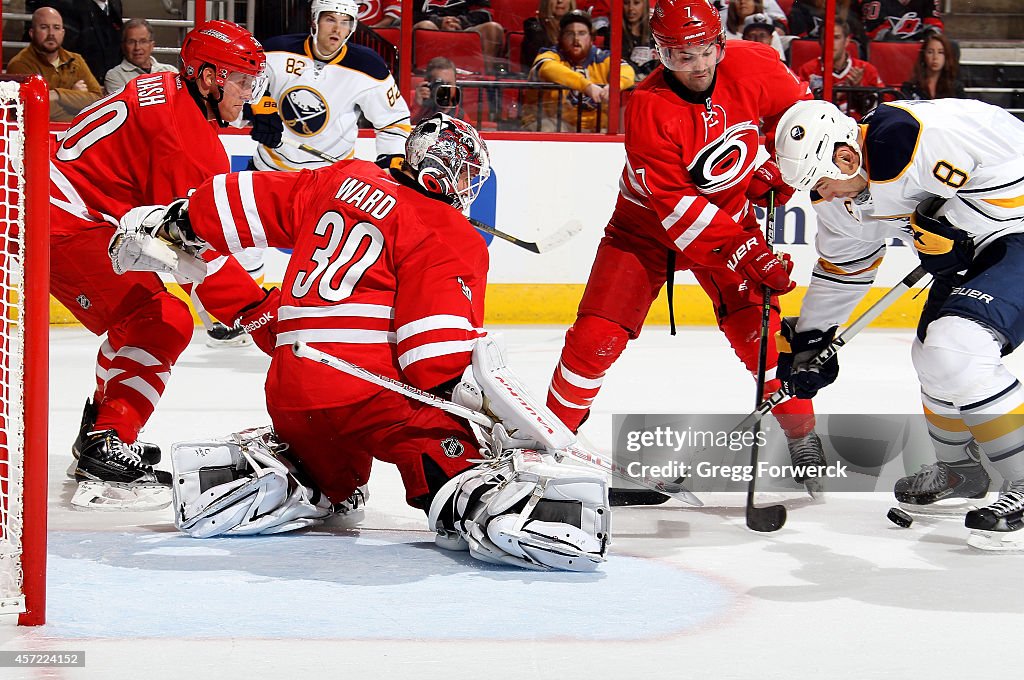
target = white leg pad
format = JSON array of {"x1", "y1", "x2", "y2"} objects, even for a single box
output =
[
  {"x1": 171, "y1": 427, "x2": 332, "y2": 538},
  {"x1": 913, "y1": 317, "x2": 1013, "y2": 404},
  {"x1": 428, "y1": 450, "x2": 611, "y2": 571},
  {"x1": 454, "y1": 335, "x2": 576, "y2": 452}
]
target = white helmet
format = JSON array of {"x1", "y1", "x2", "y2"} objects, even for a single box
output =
[
  {"x1": 406, "y1": 113, "x2": 491, "y2": 210},
  {"x1": 311, "y1": 0, "x2": 359, "y2": 52},
  {"x1": 774, "y1": 100, "x2": 862, "y2": 191}
]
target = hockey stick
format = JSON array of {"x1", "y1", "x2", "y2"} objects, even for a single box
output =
[
  {"x1": 746, "y1": 193, "x2": 787, "y2": 532},
  {"x1": 729, "y1": 264, "x2": 929, "y2": 437},
  {"x1": 291, "y1": 341, "x2": 703, "y2": 506},
  {"x1": 281, "y1": 137, "x2": 583, "y2": 254}
]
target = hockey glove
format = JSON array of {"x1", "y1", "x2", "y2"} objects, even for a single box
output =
[
  {"x1": 375, "y1": 153, "x2": 404, "y2": 170},
  {"x1": 110, "y1": 199, "x2": 207, "y2": 281},
  {"x1": 776, "y1": 316, "x2": 839, "y2": 399},
  {"x1": 723, "y1": 232, "x2": 795, "y2": 294},
  {"x1": 232, "y1": 287, "x2": 280, "y2": 356},
  {"x1": 911, "y1": 199, "x2": 975, "y2": 275},
  {"x1": 745, "y1": 160, "x2": 796, "y2": 207},
  {"x1": 250, "y1": 112, "x2": 284, "y2": 149}
]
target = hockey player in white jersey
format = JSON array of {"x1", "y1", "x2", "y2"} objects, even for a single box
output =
[
  {"x1": 248, "y1": 0, "x2": 411, "y2": 171},
  {"x1": 773, "y1": 98, "x2": 1024, "y2": 550}
]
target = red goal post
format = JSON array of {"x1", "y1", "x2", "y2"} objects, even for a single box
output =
[{"x1": 0, "y1": 74, "x2": 49, "y2": 626}]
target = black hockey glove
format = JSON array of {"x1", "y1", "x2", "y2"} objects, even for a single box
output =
[
  {"x1": 250, "y1": 112, "x2": 284, "y2": 149},
  {"x1": 910, "y1": 198, "x2": 975, "y2": 275},
  {"x1": 776, "y1": 317, "x2": 839, "y2": 400},
  {"x1": 375, "y1": 153, "x2": 404, "y2": 170}
]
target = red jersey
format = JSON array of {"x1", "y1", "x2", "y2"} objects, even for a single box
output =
[
  {"x1": 616, "y1": 41, "x2": 810, "y2": 266},
  {"x1": 186, "y1": 160, "x2": 489, "y2": 410},
  {"x1": 50, "y1": 72, "x2": 228, "y2": 234}
]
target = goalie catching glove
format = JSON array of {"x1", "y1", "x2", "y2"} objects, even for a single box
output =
[
  {"x1": 170, "y1": 426, "x2": 333, "y2": 538},
  {"x1": 428, "y1": 449, "x2": 610, "y2": 571},
  {"x1": 776, "y1": 316, "x2": 839, "y2": 399},
  {"x1": 109, "y1": 198, "x2": 208, "y2": 281}
]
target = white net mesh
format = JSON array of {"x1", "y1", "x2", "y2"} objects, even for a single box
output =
[{"x1": 0, "y1": 79, "x2": 27, "y2": 612}]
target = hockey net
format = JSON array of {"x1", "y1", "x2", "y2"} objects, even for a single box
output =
[{"x1": 0, "y1": 75, "x2": 49, "y2": 626}]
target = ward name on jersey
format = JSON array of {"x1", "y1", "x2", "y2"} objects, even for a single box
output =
[{"x1": 252, "y1": 34, "x2": 411, "y2": 171}]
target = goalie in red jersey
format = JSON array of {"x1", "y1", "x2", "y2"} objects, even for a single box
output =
[
  {"x1": 51, "y1": 21, "x2": 273, "y2": 510},
  {"x1": 545, "y1": 0, "x2": 827, "y2": 497}
]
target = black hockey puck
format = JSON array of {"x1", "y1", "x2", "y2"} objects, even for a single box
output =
[{"x1": 887, "y1": 507, "x2": 913, "y2": 528}]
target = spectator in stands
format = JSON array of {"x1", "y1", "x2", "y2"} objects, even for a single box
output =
[
  {"x1": 59, "y1": 0, "x2": 125, "y2": 85},
  {"x1": 901, "y1": 31, "x2": 966, "y2": 99},
  {"x1": 6, "y1": 6, "x2": 102, "y2": 122},
  {"x1": 413, "y1": 0, "x2": 506, "y2": 68},
  {"x1": 796, "y1": 17, "x2": 884, "y2": 120},
  {"x1": 359, "y1": 0, "x2": 401, "y2": 28},
  {"x1": 412, "y1": 56, "x2": 468, "y2": 123},
  {"x1": 103, "y1": 18, "x2": 179, "y2": 95},
  {"x1": 861, "y1": 0, "x2": 943, "y2": 41},
  {"x1": 723, "y1": 0, "x2": 787, "y2": 37},
  {"x1": 622, "y1": 0, "x2": 659, "y2": 81},
  {"x1": 788, "y1": 0, "x2": 867, "y2": 54},
  {"x1": 740, "y1": 12, "x2": 784, "y2": 59},
  {"x1": 522, "y1": 0, "x2": 576, "y2": 71},
  {"x1": 524, "y1": 9, "x2": 635, "y2": 132}
]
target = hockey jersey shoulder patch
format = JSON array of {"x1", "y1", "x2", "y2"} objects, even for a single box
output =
[
  {"x1": 339, "y1": 43, "x2": 391, "y2": 81},
  {"x1": 864, "y1": 104, "x2": 923, "y2": 183}
]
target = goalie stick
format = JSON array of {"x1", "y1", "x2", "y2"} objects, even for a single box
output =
[
  {"x1": 281, "y1": 137, "x2": 582, "y2": 254},
  {"x1": 290, "y1": 341, "x2": 703, "y2": 506}
]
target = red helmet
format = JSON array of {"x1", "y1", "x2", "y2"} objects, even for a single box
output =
[
  {"x1": 651, "y1": 0, "x2": 724, "y2": 71},
  {"x1": 181, "y1": 20, "x2": 267, "y2": 99}
]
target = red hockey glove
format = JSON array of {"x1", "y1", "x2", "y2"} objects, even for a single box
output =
[
  {"x1": 746, "y1": 160, "x2": 796, "y2": 207},
  {"x1": 232, "y1": 287, "x2": 280, "y2": 356},
  {"x1": 724, "y1": 233, "x2": 795, "y2": 294}
]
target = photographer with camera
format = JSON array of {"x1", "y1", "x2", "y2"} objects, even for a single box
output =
[{"x1": 412, "y1": 56, "x2": 467, "y2": 124}]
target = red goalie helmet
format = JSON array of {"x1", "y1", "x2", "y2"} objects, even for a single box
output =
[
  {"x1": 181, "y1": 20, "x2": 268, "y2": 101},
  {"x1": 651, "y1": 0, "x2": 726, "y2": 71}
]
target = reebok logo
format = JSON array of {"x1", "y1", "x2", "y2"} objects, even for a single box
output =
[
  {"x1": 726, "y1": 237, "x2": 759, "y2": 272},
  {"x1": 241, "y1": 311, "x2": 274, "y2": 333}
]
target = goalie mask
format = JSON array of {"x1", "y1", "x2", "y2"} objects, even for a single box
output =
[
  {"x1": 651, "y1": 0, "x2": 726, "y2": 72},
  {"x1": 774, "y1": 100, "x2": 862, "y2": 191},
  {"x1": 405, "y1": 113, "x2": 491, "y2": 211},
  {"x1": 180, "y1": 20, "x2": 268, "y2": 103}
]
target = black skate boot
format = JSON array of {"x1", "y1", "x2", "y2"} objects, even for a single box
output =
[
  {"x1": 72, "y1": 430, "x2": 172, "y2": 511},
  {"x1": 206, "y1": 321, "x2": 252, "y2": 348},
  {"x1": 965, "y1": 481, "x2": 1024, "y2": 551},
  {"x1": 894, "y1": 460, "x2": 990, "y2": 514},
  {"x1": 68, "y1": 399, "x2": 160, "y2": 478},
  {"x1": 786, "y1": 431, "x2": 826, "y2": 497}
]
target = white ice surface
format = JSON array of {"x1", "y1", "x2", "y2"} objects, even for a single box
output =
[{"x1": 3, "y1": 325, "x2": 1024, "y2": 679}]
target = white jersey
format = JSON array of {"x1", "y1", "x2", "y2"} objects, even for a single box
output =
[
  {"x1": 797, "y1": 99, "x2": 1024, "y2": 333},
  {"x1": 858, "y1": 100, "x2": 1024, "y2": 247},
  {"x1": 254, "y1": 34, "x2": 411, "y2": 171}
]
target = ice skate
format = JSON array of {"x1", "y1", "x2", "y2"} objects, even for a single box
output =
[
  {"x1": 67, "y1": 399, "x2": 160, "y2": 478},
  {"x1": 965, "y1": 481, "x2": 1024, "y2": 551},
  {"x1": 72, "y1": 430, "x2": 172, "y2": 511},
  {"x1": 787, "y1": 431, "x2": 826, "y2": 498},
  {"x1": 205, "y1": 321, "x2": 252, "y2": 348},
  {"x1": 895, "y1": 460, "x2": 991, "y2": 516},
  {"x1": 326, "y1": 485, "x2": 369, "y2": 527}
]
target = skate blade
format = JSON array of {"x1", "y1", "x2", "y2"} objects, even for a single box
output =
[
  {"x1": 967, "y1": 530, "x2": 1024, "y2": 552},
  {"x1": 71, "y1": 480, "x2": 171, "y2": 512},
  {"x1": 898, "y1": 498, "x2": 987, "y2": 517},
  {"x1": 803, "y1": 479, "x2": 825, "y2": 500},
  {"x1": 205, "y1": 334, "x2": 253, "y2": 349}
]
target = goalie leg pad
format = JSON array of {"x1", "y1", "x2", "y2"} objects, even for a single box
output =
[
  {"x1": 171, "y1": 426, "x2": 333, "y2": 538},
  {"x1": 427, "y1": 450, "x2": 611, "y2": 571},
  {"x1": 454, "y1": 335, "x2": 576, "y2": 452}
]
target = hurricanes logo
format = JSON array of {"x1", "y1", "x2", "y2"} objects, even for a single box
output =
[
  {"x1": 688, "y1": 121, "x2": 760, "y2": 193},
  {"x1": 280, "y1": 86, "x2": 329, "y2": 136}
]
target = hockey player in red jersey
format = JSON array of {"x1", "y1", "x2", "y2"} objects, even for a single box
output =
[
  {"x1": 51, "y1": 20, "x2": 272, "y2": 510},
  {"x1": 111, "y1": 114, "x2": 611, "y2": 571},
  {"x1": 545, "y1": 0, "x2": 827, "y2": 495}
]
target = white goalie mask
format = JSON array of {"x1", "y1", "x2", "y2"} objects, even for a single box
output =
[
  {"x1": 774, "y1": 99, "x2": 862, "y2": 191},
  {"x1": 311, "y1": 0, "x2": 359, "y2": 53},
  {"x1": 406, "y1": 113, "x2": 491, "y2": 211}
]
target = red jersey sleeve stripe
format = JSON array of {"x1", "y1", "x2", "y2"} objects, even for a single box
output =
[
  {"x1": 211, "y1": 173, "x2": 247, "y2": 252},
  {"x1": 237, "y1": 171, "x2": 268, "y2": 248},
  {"x1": 396, "y1": 314, "x2": 478, "y2": 343},
  {"x1": 398, "y1": 339, "x2": 477, "y2": 371}
]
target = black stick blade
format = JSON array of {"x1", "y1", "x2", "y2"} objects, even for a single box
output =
[
  {"x1": 746, "y1": 503, "x2": 787, "y2": 532},
  {"x1": 609, "y1": 488, "x2": 671, "y2": 506}
]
